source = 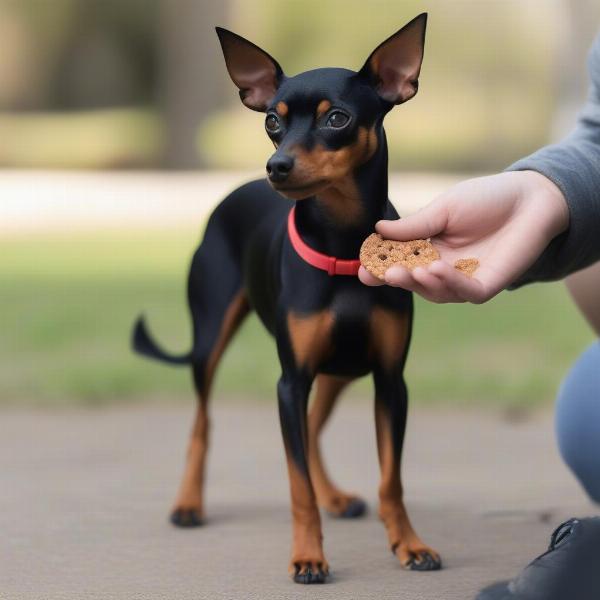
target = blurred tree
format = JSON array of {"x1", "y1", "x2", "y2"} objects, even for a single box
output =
[
  {"x1": 0, "y1": 0, "x2": 159, "y2": 110},
  {"x1": 159, "y1": 0, "x2": 227, "y2": 168},
  {"x1": 53, "y1": 0, "x2": 159, "y2": 109},
  {"x1": 552, "y1": 0, "x2": 600, "y2": 138},
  {"x1": 0, "y1": 0, "x2": 76, "y2": 110}
]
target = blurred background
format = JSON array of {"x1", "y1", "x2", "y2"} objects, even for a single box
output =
[{"x1": 1, "y1": 0, "x2": 598, "y2": 409}]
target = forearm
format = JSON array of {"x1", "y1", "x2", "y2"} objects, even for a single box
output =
[
  {"x1": 506, "y1": 35, "x2": 600, "y2": 287},
  {"x1": 506, "y1": 138, "x2": 600, "y2": 286}
]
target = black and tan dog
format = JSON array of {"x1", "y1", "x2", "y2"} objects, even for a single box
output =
[{"x1": 133, "y1": 13, "x2": 441, "y2": 583}]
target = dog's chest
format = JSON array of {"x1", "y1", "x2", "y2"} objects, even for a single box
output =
[
  {"x1": 282, "y1": 263, "x2": 412, "y2": 377},
  {"x1": 323, "y1": 289, "x2": 373, "y2": 376}
]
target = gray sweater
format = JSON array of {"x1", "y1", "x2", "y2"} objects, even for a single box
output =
[{"x1": 507, "y1": 34, "x2": 600, "y2": 287}]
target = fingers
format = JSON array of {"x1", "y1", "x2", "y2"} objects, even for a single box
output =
[
  {"x1": 369, "y1": 259, "x2": 501, "y2": 304},
  {"x1": 360, "y1": 263, "x2": 464, "y2": 303},
  {"x1": 358, "y1": 266, "x2": 384, "y2": 286},
  {"x1": 361, "y1": 260, "x2": 464, "y2": 303},
  {"x1": 412, "y1": 266, "x2": 464, "y2": 303},
  {"x1": 360, "y1": 255, "x2": 502, "y2": 304},
  {"x1": 385, "y1": 265, "x2": 464, "y2": 303},
  {"x1": 428, "y1": 260, "x2": 499, "y2": 303},
  {"x1": 384, "y1": 265, "x2": 426, "y2": 294},
  {"x1": 376, "y1": 200, "x2": 448, "y2": 241}
]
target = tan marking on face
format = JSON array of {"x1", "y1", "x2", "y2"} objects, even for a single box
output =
[
  {"x1": 293, "y1": 126, "x2": 377, "y2": 183},
  {"x1": 315, "y1": 99, "x2": 331, "y2": 119},
  {"x1": 369, "y1": 307, "x2": 409, "y2": 371},
  {"x1": 276, "y1": 101, "x2": 288, "y2": 116},
  {"x1": 286, "y1": 125, "x2": 378, "y2": 225},
  {"x1": 287, "y1": 310, "x2": 335, "y2": 371}
]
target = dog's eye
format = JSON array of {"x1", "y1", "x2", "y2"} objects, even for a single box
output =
[
  {"x1": 326, "y1": 111, "x2": 350, "y2": 129},
  {"x1": 265, "y1": 114, "x2": 281, "y2": 133}
]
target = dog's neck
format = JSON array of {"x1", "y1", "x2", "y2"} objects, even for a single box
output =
[{"x1": 294, "y1": 128, "x2": 389, "y2": 260}]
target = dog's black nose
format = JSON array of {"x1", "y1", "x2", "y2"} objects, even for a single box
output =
[{"x1": 266, "y1": 154, "x2": 294, "y2": 183}]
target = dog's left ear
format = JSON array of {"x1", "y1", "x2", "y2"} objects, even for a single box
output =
[
  {"x1": 216, "y1": 27, "x2": 284, "y2": 112},
  {"x1": 359, "y1": 13, "x2": 427, "y2": 105}
]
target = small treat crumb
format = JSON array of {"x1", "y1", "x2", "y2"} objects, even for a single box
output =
[{"x1": 453, "y1": 258, "x2": 479, "y2": 277}]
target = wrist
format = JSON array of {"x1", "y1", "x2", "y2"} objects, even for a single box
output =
[{"x1": 522, "y1": 170, "x2": 570, "y2": 238}]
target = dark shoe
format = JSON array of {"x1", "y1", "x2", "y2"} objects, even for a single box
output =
[{"x1": 476, "y1": 517, "x2": 600, "y2": 600}]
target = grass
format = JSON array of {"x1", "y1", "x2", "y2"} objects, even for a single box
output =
[{"x1": 1, "y1": 229, "x2": 593, "y2": 408}]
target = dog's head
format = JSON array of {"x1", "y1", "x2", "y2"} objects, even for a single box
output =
[{"x1": 217, "y1": 14, "x2": 427, "y2": 200}]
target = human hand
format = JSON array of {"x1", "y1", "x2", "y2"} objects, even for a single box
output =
[{"x1": 359, "y1": 171, "x2": 569, "y2": 303}]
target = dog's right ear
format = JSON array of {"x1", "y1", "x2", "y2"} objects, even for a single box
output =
[{"x1": 216, "y1": 27, "x2": 284, "y2": 112}]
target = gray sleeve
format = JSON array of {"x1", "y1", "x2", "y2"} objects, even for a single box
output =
[{"x1": 505, "y1": 34, "x2": 600, "y2": 288}]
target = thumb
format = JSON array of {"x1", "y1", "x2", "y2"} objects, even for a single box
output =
[{"x1": 376, "y1": 200, "x2": 448, "y2": 241}]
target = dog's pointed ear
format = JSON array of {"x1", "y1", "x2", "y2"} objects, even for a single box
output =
[
  {"x1": 358, "y1": 13, "x2": 427, "y2": 105},
  {"x1": 216, "y1": 27, "x2": 284, "y2": 112}
]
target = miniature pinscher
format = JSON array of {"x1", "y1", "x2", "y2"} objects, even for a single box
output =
[{"x1": 133, "y1": 13, "x2": 441, "y2": 583}]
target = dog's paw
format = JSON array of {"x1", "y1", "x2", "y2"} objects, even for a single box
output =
[
  {"x1": 290, "y1": 560, "x2": 329, "y2": 584},
  {"x1": 323, "y1": 494, "x2": 367, "y2": 519},
  {"x1": 170, "y1": 507, "x2": 204, "y2": 528},
  {"x1": 393, "y1": 543, "x2": 442, "y2": 571}
]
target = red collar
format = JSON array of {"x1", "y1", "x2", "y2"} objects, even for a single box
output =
[{"x1": 287, "y1": 206, "x2": 361, "y2": 276}]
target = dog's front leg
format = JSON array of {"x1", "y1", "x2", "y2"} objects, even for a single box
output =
[
  {"x1": 275, "y1": 307, "x2": 334, "y2": 582},
  {"x1": 373, "y1": 367, "x2": 442, "y2": 571},
  {"x1": 277, "y1": 372, "x2": 329, "y2": 584}
]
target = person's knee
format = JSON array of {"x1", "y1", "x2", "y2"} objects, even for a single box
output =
[{"x1": 556, "y1": 341, "x2": 600, "y2": 503}]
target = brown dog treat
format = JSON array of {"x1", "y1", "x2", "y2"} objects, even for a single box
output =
[
  {"x1": 360, "y1": 233, "x2": 480, "y2": 280},
  {"x1": 454, "y1": 258, "x2": 479, "y2": 277},
  {"x1": 359, "y1": 233, "x2": 440, "y2": 281}
]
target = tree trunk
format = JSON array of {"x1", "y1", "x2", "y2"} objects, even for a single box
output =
[
  {"x1": 552, "y1": 0, "x2": 600, "y2": 139},
  {"x1": 159, "y1": 0, "x2": 228, "y2": 169}
]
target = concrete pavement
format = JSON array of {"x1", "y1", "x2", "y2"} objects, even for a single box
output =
[{"x1": 0, "y1": 402, "x2": 592, "y2": 600}]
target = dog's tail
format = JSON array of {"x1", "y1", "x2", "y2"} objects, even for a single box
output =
[{"x1": 132, "y1": 315, "x2": 192, "y2": 365}]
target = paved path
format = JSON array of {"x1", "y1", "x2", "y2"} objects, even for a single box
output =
[
  {"x1": 0, "y1": 403, "x2": 592, "y2": 600},
  {"x1": 0, "y1": 170, "x2": 464, "y2": 235}
]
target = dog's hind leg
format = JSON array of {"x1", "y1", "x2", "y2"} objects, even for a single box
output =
[
  {"x1": 170, "y1": 230, "x2": 250, "y2": 527},
  {"x1": 308, "y1": 375, "x2": 367, "y2": 518},
  {"x1": 170, "y1": 291, "x2": 249, "y2": 527}
]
